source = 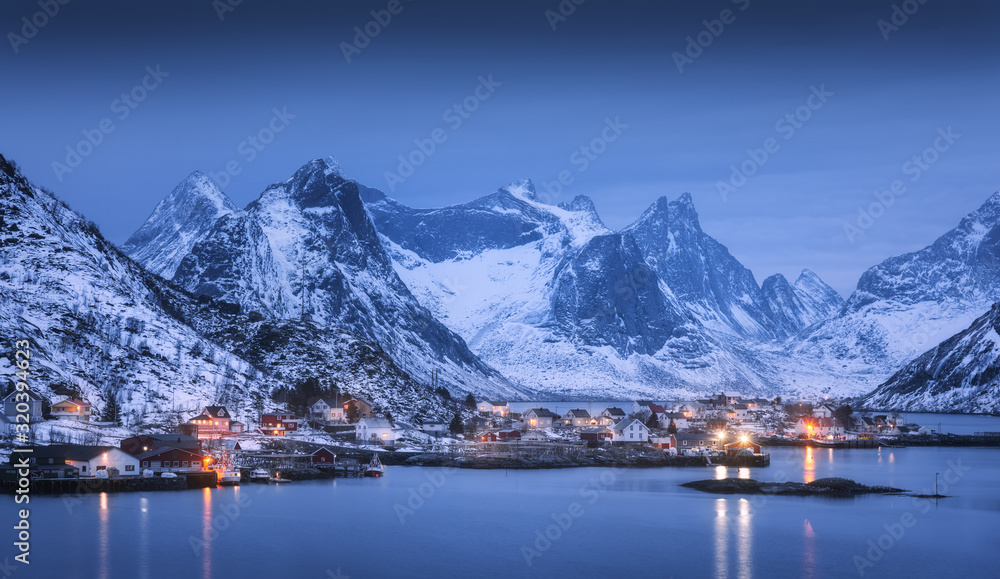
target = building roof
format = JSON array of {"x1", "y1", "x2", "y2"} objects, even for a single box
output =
[
  {"x1": 204, "y1": 405, "x2": 230, "y2": 418},
  {"x1": 647, "y1": 404, "x2": 666, "y2": 414},
  {"x1": 52, "y1": 398, "x2": 90, "y2": 407},
  {"x1": 190, "y1": 414, "x2": 213, "y2": 422},
  {"x1": 32, "y1": 445, "x2": 120, "y2": 461},
  {"x1": 527, "y1": 408, "x2": 559, "y2": 418},
  {"x1": 310, "y1": 397, "x2": 340, "y2": 407},
  {"x1": 489, "y1": 401, "x2": 508, "y2": 406},
  {"x1": 602, "y1": 407, "x2": 626, "y2": 416},
  {"x1": 664, "y1": 412, "x2": 686, "y2": 419},
  {"x1": 566, "y1": 409, "x2": 591, "y2": 418},
  {"x1": 674, "y1": 433, "x2": 712, "y2": 441},
  {"x1": 615, "y1": 418, "x2": 647, "y2": 432},
  {"x1": 3, "y1": 390, "x2": 42, "y2": 401},
  {"x1": 582, "y1": 427, "x2": 612, "y2": 434},
  {"x1": 358, "y1": 418, "x2": 394, "y2": 429},
  {"x1": 134, "y1": 447, "x2": 205, "y2": 461}
]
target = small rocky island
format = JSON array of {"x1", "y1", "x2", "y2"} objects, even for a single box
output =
[{"x1": 682, "y1": 477, "x2": 907, "y2": 496}]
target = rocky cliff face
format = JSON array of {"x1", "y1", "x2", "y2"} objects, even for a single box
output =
[{"x1": 122, "y1": 171, "x2": 238, "y2": 279}]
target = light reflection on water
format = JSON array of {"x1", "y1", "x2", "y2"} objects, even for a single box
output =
[
  {"x1": 803, "y1": 518, "x2": 816, "y2": 579},
  {"x1": 804, "y1": 446, "x2": 815, "y2": 483},
  {"x1": 98, "y1": 492, "x2": 108, "y2": 579},
  {"x1": 714, "y1": 498, "x2": 728, "y2": 579},
  {"x1": 736, "y1": 498, "x2": 752, "y2": 579},
  {"x1": 202, "y1": 487, "x2": 212, "y2": 579}
]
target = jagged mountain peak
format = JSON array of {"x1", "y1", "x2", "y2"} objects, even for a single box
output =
[
  {"x1": 629, "y1": 193, "x2": 702, "y2": 233},
  {"x1": 121, "y1": 169, "x2": 238, "y2": 279},
  {"x1": 498, "y1": 178, "x2": 536, "y2": 201}
]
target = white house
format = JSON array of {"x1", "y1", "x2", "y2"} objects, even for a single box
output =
[
  {"x1": 562, "y1": 409, "x2": 593, "y2": 427},
  {"x1": 727, "y1": 404, "x2": 750, "y2": 423},
  {"x1": 676, "y1": 402, "x2": 705, "y2": 419},
  {"x1": 418, "y1": 421, "x2": 449, "y2": 436},
  {"x1": 524, "y1": 408, "x2": 558, "y2": 428},
  {"x1": 3, "y1": 389, "x2": 43, "y2": 422},
  {"x1": 33, "y1": 445, "x2": 140, "y2": 477},
  {"x1": 674, "y1": 433, "x2": 716, "y2": 452},
  {"x1": 356, "y1": 418, "x2": 398, "y2": 444},
  {"x1": 612, "y1": 418, "x2": 650, "y2": 444},
  {"x1": 598, "y1": 407, "x2": 627, "y2": 426},
  {"x1": 50, "y1": 396, "x2": 92, "y2": 421},
  {"x1": 794, "y1": 417, "x2": 845, "y2": 437},
  {"x1": 310, "y1": 397, "x2": 345, "y2": 423},
  {"x1": 478, "y1": 401, "x2": 509, "y2": 416},
  {"x1": 812, "y1": 404, "x2": 837, "y2": 419},
  {"x1": 663, "y1": 412, "x2": 689, "y2": 430}
]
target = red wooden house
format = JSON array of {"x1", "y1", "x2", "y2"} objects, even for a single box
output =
[
  {"x1": 498, "y1": 429, "x2": 521, "y2": 441},
  {"x1": 311, "y1": 447, "x2": 337, "y2": 465},
  {"x1": 260, "y1": 412, "x2": 301, "y2": 436}
]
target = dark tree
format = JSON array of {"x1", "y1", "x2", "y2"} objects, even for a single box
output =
[
  {"x1": 385, "y1": 410, "x2": 394, "y2": 426},
  {"x1": 646, "y1": 413, "x2": 660, "y2": 429},
  {"x1": 449, "y1": 413, "x2": 464, "y2": 435},
  {"x1": 101, "y1": 396, "x2": 122, "y2": 426},
  {"x1": 346, "y1": 401, "x2": 360, "y2": 423},
  {"x1": 464, "y1": 394, "x2": 477, "y2": 409},
  {"x1": 667, "y1": 421, "x2": 678, "y2": 435},
  {"x1": 833, "y1": 404, "x2": 854, "y2": 429},
  {"x1": 435, "y1": 386, "x2": 451, "y2": 401}
]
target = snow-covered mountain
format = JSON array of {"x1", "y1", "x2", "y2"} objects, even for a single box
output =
[
  {"x1": 623, "y1": 195, "x2": 844, "y2": 340},
  {"x1": 860, "y1": 302, "x2": 1000, "y2": 414},
  {"x1": 122, "y1": 171, "x2": 237, "y2": 279},
  {"x1": 368, "y1": 182, "x2": 837, "y2": 398},
  {"x1": 761, "y1": 270, "x2": 845, "y2": 336},
  {"x1": 0, "y1": 154, "x2": 457, "y2": 430},
  {"x1": 165, "y1": 157, "x2": 520, "y2": 399},
  {"x1": 787, "y1": 192, "x2": 1000, "y2": 389}
]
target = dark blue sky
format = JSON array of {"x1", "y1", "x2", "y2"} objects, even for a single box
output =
[{"x1": 3, "y1": 0, "x2": 999, "y2": 295}]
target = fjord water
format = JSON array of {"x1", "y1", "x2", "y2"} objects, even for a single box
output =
[{"x1": 21, "y1": 446, "x2": 1000, "y2": 579}]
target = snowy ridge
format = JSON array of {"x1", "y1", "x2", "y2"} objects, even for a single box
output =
[
  {"x1": 860, "y1": 302, "x2": 1000, "y2": 413},
  {"x1": 171, "y1": 158, "x2": 522, "y2": 399},
  {"x1": 122, "y1": 171, "x2": 238, "y2": 279},
  {"x1": 0, "y1": 154, "x2": 458, "y2": 430}
]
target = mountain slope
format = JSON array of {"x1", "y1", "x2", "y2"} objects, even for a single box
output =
[
  {"x1": 0, "y1": 155, "x2": 456, "y2": 430},
  {"x1": 121, "y1": 171, "x2": 237, "y2": 279},
  {"x1": 761, "y1": 270, "x2": 845, "y2": 336},
  {"x1": 168, "y1": 158, "x2": 520, "y2": 399},
  {"x1": 369, "y1": 183, "x2": 798, "y2": 398},
  {"x1": 788, "y1": 192, "x2": 1000, "y2": 384},
  {"x1": 860, "y1": 302, "x2": 1000, "y2": 413},
  {"x1": 622, "y1": 195, "x2": 844, "y2": 340}
]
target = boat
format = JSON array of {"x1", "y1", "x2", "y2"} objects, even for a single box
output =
[
  {"x1": 364, "y1": 453, "x2": 385, "y2": 477},
  {"x1": 219, "y1": 469, "x2": 242, "y2": 486},
  {"x1": 250, "y1": 468, "x2": 270, "y2": 482},
  {"x1": 812, "y1": 437, "x2": 848, "y2": 448},
  {"x1": 269, "y1": 475, "x2": 291, "y2": 484}
]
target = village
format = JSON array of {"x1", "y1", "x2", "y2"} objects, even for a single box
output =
[{"x1": 2, "y1": 386, "x2": 943, "y2": 494}]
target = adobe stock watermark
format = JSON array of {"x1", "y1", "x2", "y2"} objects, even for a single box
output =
[
  {"x1": 209, "y1": 107, "x2": 296, "y2": 189},
  {"x1": 852, "y1": 458, "x2": 970, "y2": 576},
  {"x1": 383, "y1": 75, "x2": 501, "y2": 192},
  {"x1": 877, "y1": 0, "x2": 929, "y2": 41},
  {"x1": 340, "y1": 0, "x2": 412, "y2": 63},
  {"x1": 51, "y1": 65, "x2": 170, "y2": 182},
  {"x1": 717, "y1": 84, "x2": 833, "y2": 201},
  {"x1": 537, "y1": 117, "x2": 628, "y2": 204},
  {"x1": 7, "y1": 0, "x2": 71, "y2": 54},
  {"x1": 672, "y1": 0, "x2": 751, "y2": 73},
  {"x1": 213, "y1": 0, "x2": 243, "y2": 22},
  {"x1": 394, "y1": 467, "x2": 456, "y2": 524},
  {"x1": 189, "y1": 490, "x2": 258, "y2": 556},
  {"x1": 842, "y1": 126, "x2": 959, "y2": 244},
  {"x1": 521, "y1": 466, "x2": 624, "y2": 566},
  {"x1": 545, "y1": 0, "x2": 586, "y2": 32}
]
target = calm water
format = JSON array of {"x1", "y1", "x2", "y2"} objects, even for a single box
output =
[{"x1": 10, "y1": 445, "x2": 1000, "y2": 578}]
